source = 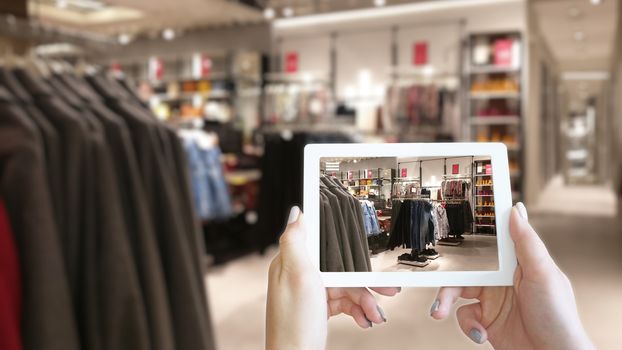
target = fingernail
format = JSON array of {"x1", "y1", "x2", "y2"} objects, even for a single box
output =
[
  {"x1": 365, "y1": 317, "x2": 373, "y2": 328},
  {"x1": 376, "y1": 305, "x2": 387, "y2": 322},
  {"x1": 429, "y1": 299, "x2": 439, "y2": 316},
  {"x1": 468, "y1": 328, "x2": 483, "y2": 344},
  {"x1": 287, "y1": 206, "x2": 300, "y2": 224},
  {"x1": 515, "y1": 202, "x2": 528, "y2": 221}
]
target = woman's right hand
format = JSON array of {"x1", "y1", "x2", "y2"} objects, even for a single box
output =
[{"x1": 431, "y1": 203, "x2": 594, "y2": 349}]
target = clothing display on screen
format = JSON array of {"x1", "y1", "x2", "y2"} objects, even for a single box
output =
[
  {"x1": 0, "y1": 68, "x2": 215, "y2": 350},
  {"x1": 179, "y1": 129, "x2": 233, "y2": 221},
  {"x1": 319, "y1": 176, "x2": 372, "y2": 272},
  {"x1": 387, "y1": 199, "x2": 436, "y2": 252},
  {"x1": 360, "y1": 200, "x2": 382, "y2": 236},
  {"x1": 445, "y1": 201, "x2": 474, "y2": 235}
]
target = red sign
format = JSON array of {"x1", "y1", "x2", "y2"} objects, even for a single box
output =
[
  {"x1": 285, "y1": 52, "x2": 298, "y2": 73},
  {"x1": 367, "y1": 169, "x2": 373, "y2": 179},
  {"x1": 348, "y1": 171, "x2": 353, "y2": 180},
  {"x1": 401, "y1": 168, "x2": 407, "y2": 178},
  {"x1": 110, "y1": 62, "x2": 123, "y2": 74},
  {"x1": 452, "y1": 164, "x2": 459, "y2": 174},
  {"x1": 485, "y1": 164, "x2": 492, "y2": 175},
  {"x1": 413, "y1": 42, "x2": 428, "y2": 66},
  {"x1": 148, "y1": 57, "x2": 164, "y2": 81},
  {"x1": 494, "y1": 39, "x2": 513, "y2": 66},
  {"x1": 200, "y1": 55, "x2": 212, "y2": 77}
]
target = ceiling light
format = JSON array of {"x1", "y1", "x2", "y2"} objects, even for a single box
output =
[
  {"x1": 162, "y1": 28, "x2": 175, "y2": 41},
  {"x1": 264, "y1": 7, "x2": 276, "y2": 19},
  {"x1": 118, "y1": 33, "x2": 132, "y2": 45},
  {"x1": 374, "y1": 0, "x2": 386, "y2": 6},
  {"x1": 590, "y1": 0, "x2": 602, "y2": 5},
  {"x1": 56, "y1": 0, "x2": 68, "y2": 8},
  {"x1": 282, "y1": 6, "x2": 294, "y2": 17},
  {"x1": 574, "y1": 31, "x2": 585, "y2": 41}
]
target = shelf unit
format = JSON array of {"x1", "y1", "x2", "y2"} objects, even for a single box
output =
[
  {"x1": 472, "y1": 159, "x2": 496, "y2": 235},
  {"x1": 337, "y1": 168, "x2": 393, "y2": 202},
  {"x1": 464, "y1": 31, "x2": 524, "y2": 203}
]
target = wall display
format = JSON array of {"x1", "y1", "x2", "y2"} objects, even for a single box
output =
[{"x1": 304, "y1": 143, "x2": 515, "y2": 287}]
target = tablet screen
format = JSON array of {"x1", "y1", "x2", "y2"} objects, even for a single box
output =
[{"x1": 319, "y1": 155, "x2": 499, "y2": 272}]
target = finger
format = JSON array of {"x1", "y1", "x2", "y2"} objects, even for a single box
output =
[
  {"x1": 370, "y1": 287, "x2": 401, "y2": 296},
  {"x1": 327, "y1": 288, "x2": 385, "y2": 323},
  {"x1": 431, "y1": 287, "x2": 462, "y2": 320},
  {"x1": 509, "y1": 204, "x2": 555, "y2": 276},
  {"x1": 278, "y1": 207, "x2": 309, "y2": 266},
  {"x1": 327, "y1": 297, "x2": 372, "y2": 329},
  {"x1": 456, "y1": 303, "x2": 488, "y2": 345}
]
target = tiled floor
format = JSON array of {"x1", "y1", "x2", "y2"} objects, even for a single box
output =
[
  {"x1": 206, "y1": 183, "x2": 622, "y2": 349},
  {"x1": 374, "y1": 235, "x2": 498, "y2": 272}
]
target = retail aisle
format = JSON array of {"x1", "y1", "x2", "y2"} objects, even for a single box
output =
[{"x1": 205, "y1": 211, "x2": 622, "y2": 349}]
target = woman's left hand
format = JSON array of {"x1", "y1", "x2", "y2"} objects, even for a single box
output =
[{"x1": 266, "y1": 206, "x2": 400, "y2": 350}]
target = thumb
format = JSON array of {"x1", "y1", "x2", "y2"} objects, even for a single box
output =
[
  {"x1": 278, "y1": 206, "x2": 311, "y2": 267},
  {"x1": 456, "y1": 302, "x2": 488, "y2": 345},
  {"x1": 509, "y1": 203, "x2": 555, "y2": 276}
]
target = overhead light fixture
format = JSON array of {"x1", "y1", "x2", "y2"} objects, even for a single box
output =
[
  {"x1": 162, "y1": 28, "x2": 175, "y2": 41},
  {"x1": 56, "y1": 0, "x2": 68, "y2": 8},
  {"x1": 282, "y1": 6, "x2": 294, "y2": 17},
  {"x1": 374, "y1": 0, "x2": 386, "y2": 6},
  {"x1": 118, "y1": 33, "x2": 132, "y2": 45},
  {"x1": 264, "y1": 7, "x2": 276, "y2": 19},
  {"x1": 574, "y1": 31, "x2": 585, "y2": 41},
  {"x1": 274, "y1": 0, "x2": 521, "y2": 29},
  {"x1": 590, "y1": 0, "x2": 602, "y2": 5}
]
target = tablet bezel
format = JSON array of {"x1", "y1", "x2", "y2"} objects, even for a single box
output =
[{"x1": 304, "y1": 142, "x2": 516, "y2": 287}]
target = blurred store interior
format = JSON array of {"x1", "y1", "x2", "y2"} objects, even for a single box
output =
[{"x1": 1, "y1": 0, "x2": 621, "y2": 349}]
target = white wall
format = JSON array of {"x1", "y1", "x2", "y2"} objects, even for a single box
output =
[{"x1": 280, "y1": 35, "x2": 331, "y2": 77}]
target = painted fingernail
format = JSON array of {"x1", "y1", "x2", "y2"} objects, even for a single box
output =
[
  {"x1": 365, "y1": 317, "x2": 373, "y2": 328},
  {"x1": 376, "y1": 305, "x2": 387, "y2": 322},
  {"x1": 429, "y1": 299, "x2": 440, "y2": 316},
  {"x1": 287, "y1": 206, "x2": 300, "y2": 224},
  {"x1": 515, "y1": 202, "x2": 528, "y2": 221},
  {"x1": 468, "y1": 328, "x2": 483, "y2": 344}
]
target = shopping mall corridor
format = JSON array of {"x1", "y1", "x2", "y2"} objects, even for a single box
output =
[{"x1": 206, "y1": 181, "x2": 622, "y2": 349}]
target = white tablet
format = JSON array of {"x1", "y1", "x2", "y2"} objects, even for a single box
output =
[{"x1": 304, "y1": 142, "x2": 516, "y2": 287}]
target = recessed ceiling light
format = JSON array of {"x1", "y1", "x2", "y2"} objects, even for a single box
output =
[
  {"x1": 162, "y1": 28, "x2": 175, "y2": 41},
  {"x1": 574, "y1": 31, "x2": 585, "y2": 41},
  {"x1": 118, "y1": 33, "x2": 132, "y2": 45},
  {"x1": 56, "y1": 0, "x2": 68, "y2": 8},
  {"x1": 282, "y1": 6, "x2": 294, "y2": 17},
  {"x1": 590, "y1": 0, "x2": 602, "y2": 5},
  {"x1": 264, "y1": 7, "x2": 276, "y2": 20},
  {"x1": 374, "y1": 0, "x2": 386, "y2": 6}
]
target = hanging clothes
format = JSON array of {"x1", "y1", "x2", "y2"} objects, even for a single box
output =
[
  {"x1": 359, "y1": 200, "x2": 381, "y2": 236},
  {"x1": 320, "y1": 177, "x2": 372, "y2": 272},
  {"x1": 179, "y1": 129, "x2": 233, "y2": 221},
  {"x1": 387, "y1": 199, "x2": 435, "y2": 252},
  {"x1": 0, "y1": 68, "x2": 216, "y2": 350},
  {"x1": 445, "y1": 201, "x2": 474, "y2": 236},
  {"x1": 0, "y1": 199, "x2": 22, "y2": 350}
]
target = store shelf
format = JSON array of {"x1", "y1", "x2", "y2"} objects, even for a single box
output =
[
  {"x1": 475, "y1": 194, "x2": 494, "y2": 197},
  {"x1": 474, "y1": 174, "x2": 493, "y2": 177},
  {"x1": 469, "y1": 65, "x2": 520, "y2": 74},
  {"x1": 475, "y1": 224, "x2": 496, "y2": 227},
  {"x1": 470, "y1": 91, "x2": 520, "y2": 99},
  {"x1": 475, "y1": 205, "x2": 495, "y2": 207},
  {"x1": 475, "y1": 184, "x2": 493, "y2": 187},
  {"x1": 225, "y1": 169, "x2": 262, "y2": 184},
  {"x1": 470, "y1": 116, "x2": 521, "y2": 125}
]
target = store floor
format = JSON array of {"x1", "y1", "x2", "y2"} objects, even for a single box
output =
[
  {"x1": 205, "y1": 206, "x2": 622, "y2": 349},
  {"x1": 372, "y1": 235, "x2": 498, "y2": 272}
]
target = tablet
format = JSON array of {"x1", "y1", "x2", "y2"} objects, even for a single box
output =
[{"x1": 304, "y1": 142, "x2": 516, "y2": 287}]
